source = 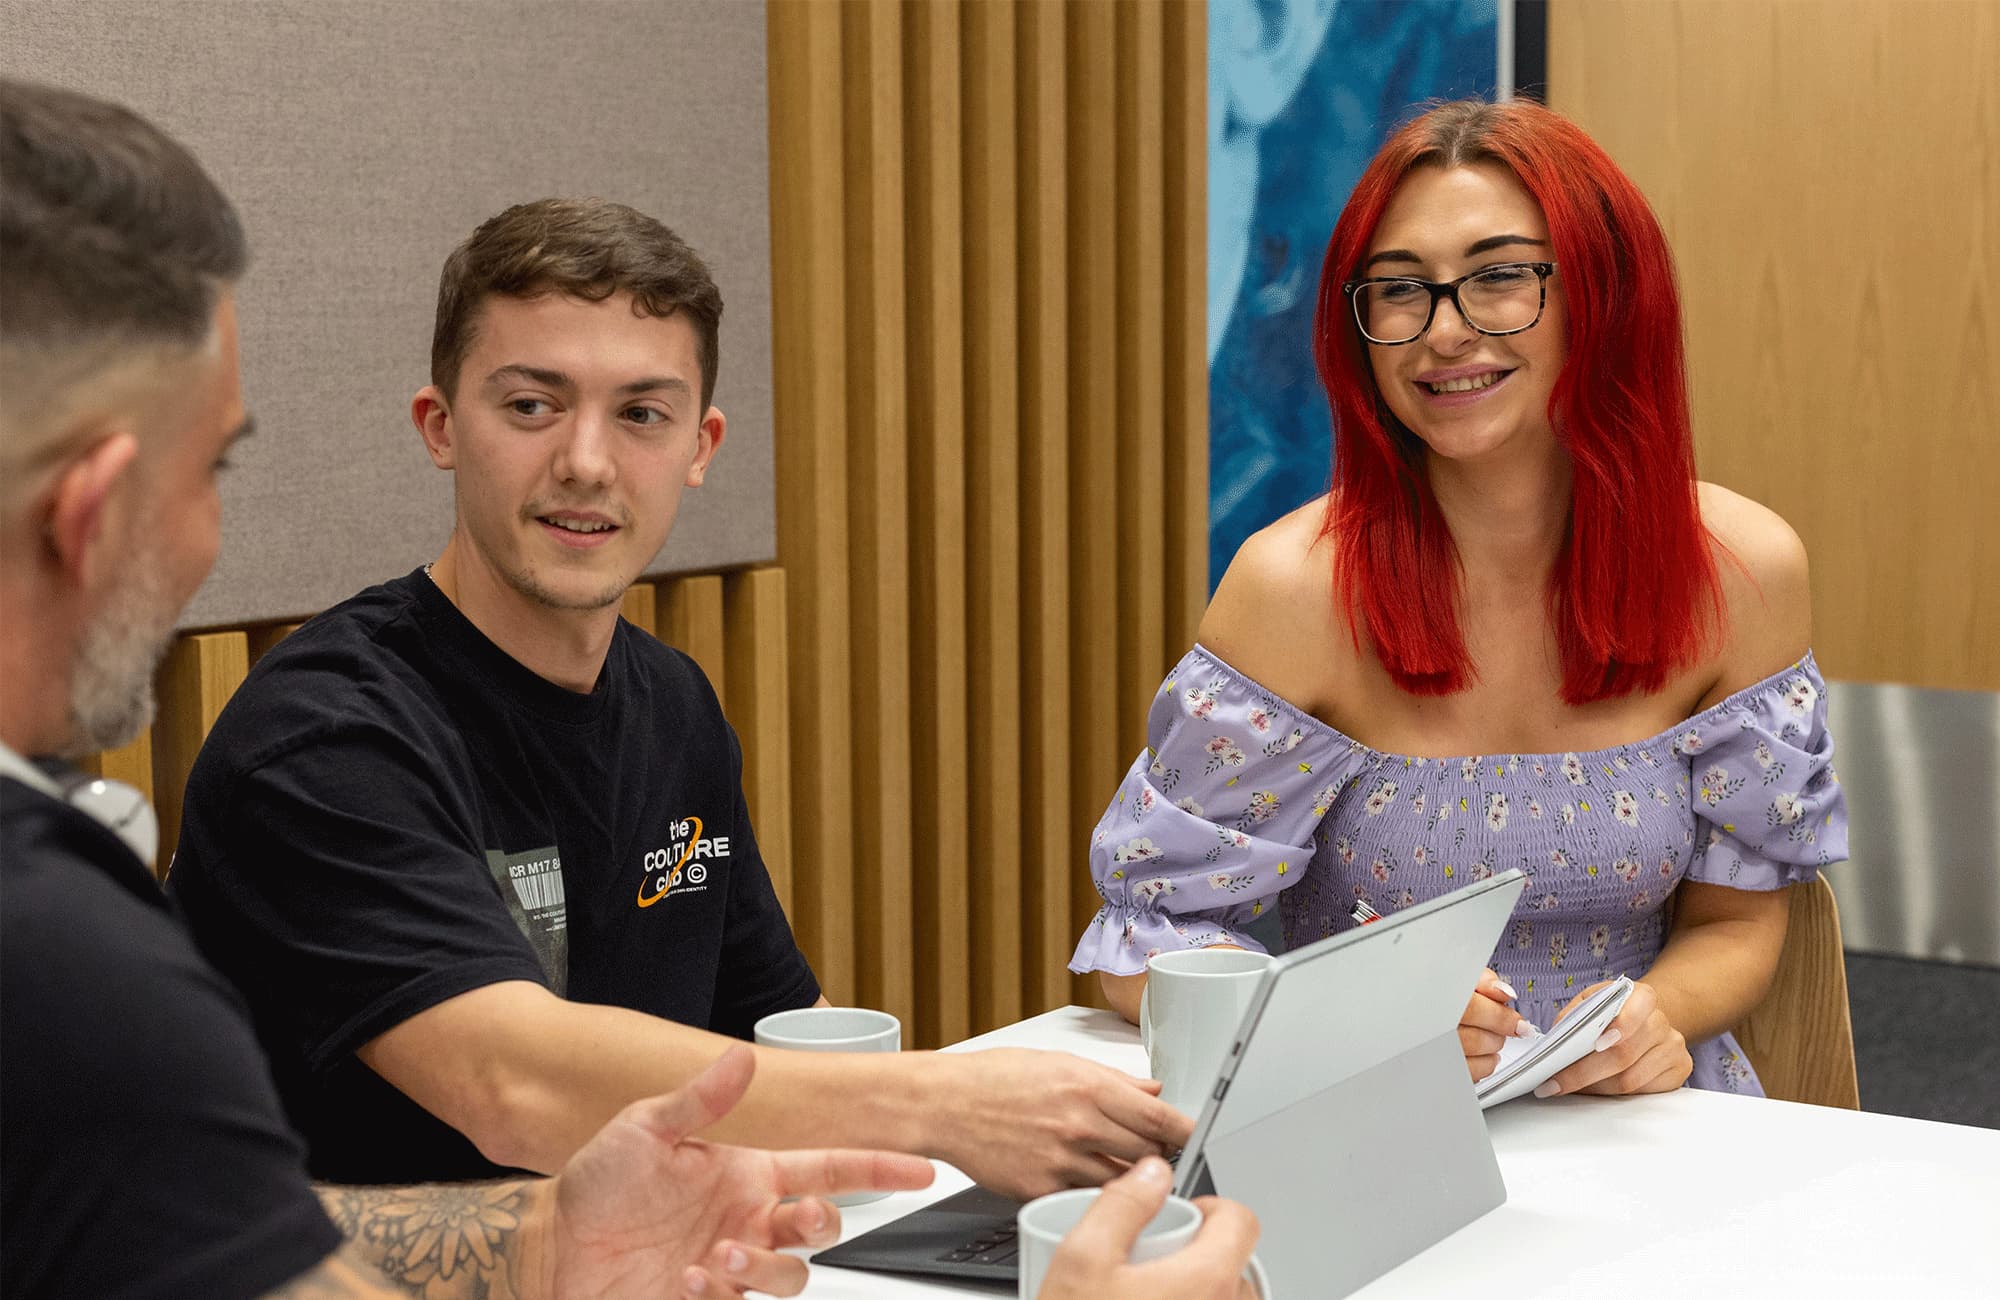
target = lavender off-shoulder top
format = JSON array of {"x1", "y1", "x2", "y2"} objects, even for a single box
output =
[{"x1": 1070, "y1": 645, "x2": 1849, "y2": 1096}]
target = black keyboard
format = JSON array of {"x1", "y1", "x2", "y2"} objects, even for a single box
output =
[{"x1": 935, "y1": 1220, "x2": 1018, "y2": 1267}]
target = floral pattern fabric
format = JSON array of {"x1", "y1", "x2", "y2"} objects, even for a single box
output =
[{"x1": 1069, "y1": 645, "x2": 1848, "y2": 1097}]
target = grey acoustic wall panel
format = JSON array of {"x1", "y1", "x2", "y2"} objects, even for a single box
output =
[{"x1": 4, "y1": 0, "x2": 776, "y2": 627}]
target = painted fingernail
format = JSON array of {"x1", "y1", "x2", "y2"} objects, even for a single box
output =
[
  {"x1": 727, "y1": 1246, "x2": 748, "y2": 1273},
  {"x1": 1495, "y1": 979, "x2": 1519, "y2": 1000},
  {"x1": 1514, "y1": 1020, "x2": 1541, "y2": 1039},
  {"x1": 1534, "y1": 1080, "x2": 1561, "y2": 1099},
  {"x1": 1594, "y1": 1028, "x2": 1622, "y2": 1053}
]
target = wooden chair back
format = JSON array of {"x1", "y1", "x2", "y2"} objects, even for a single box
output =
[{"x1": 1734, "y1": 876, "x2": 1861, "y2": 1110}]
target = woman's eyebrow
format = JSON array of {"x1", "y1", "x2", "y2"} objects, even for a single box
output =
[{"x1": 1364, "y1": 234, "x2": 1547, "y2": 271}]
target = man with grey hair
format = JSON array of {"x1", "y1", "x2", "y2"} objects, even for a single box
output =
[{"x1": 0, "y1": 77, "x2": 940, "y2": 1300}]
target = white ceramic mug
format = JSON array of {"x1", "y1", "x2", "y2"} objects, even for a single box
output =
[
  {"x1": 752, "y1": 1006, "x2": 901, "y2": 1204},
  {"x1": 1140, "y1": 948, "x2": 1275, "y2": 1118},
  {"x1": 1015, "y1": 1187, "x2": 1272, "y2": 1298}
]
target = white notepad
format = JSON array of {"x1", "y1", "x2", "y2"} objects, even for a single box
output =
[{"x1": 1477, "y1": 975, "x2": 1635, "y2": 1108}]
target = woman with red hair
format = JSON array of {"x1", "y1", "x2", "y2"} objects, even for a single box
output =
[{"x1": 1070, "y1": 100, "x2": 1847, "y2": 1099}]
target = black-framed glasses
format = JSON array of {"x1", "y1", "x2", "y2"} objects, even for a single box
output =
[{"x1": 1340, "y1": 261, "x2": 1558, "y2": 346}]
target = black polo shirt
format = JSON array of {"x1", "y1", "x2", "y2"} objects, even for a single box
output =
[
  {"x1": 167, "y1": 570, "x2": 819, "y2": 1184},
  {"x1": 1, "y1": 775, "x2": 339, "y2": 1299}
]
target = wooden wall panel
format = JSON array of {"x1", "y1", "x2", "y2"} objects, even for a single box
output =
[
  {"x1": 619, "y1": 584, "x2": 657, "y2": 641},
  {"x1": 769, "y1": 0, "x2": 859, "y2": 1007},
  {"x1": 907, "y1": 0, "x2": 974, "y2": 1050},
  {"x1": 1016, "y1": 0, "x2": 1076, "y2": 1018},
  {"x1": 767, "y1": 0, "x2": 1207, "y2": 1044},
  {"x1": 1551, "y1": 0, "x2": 2000, "y2": 691},
  {"x1": 964, "y1": 0, "x2": 1025, "y2": 1033},
  {"x1": 659, "y1": 575, "x2": 727, "y2": 701},
  {"x1": 842, "y1": 0, "x2": 917, "y2": 1031},
  {"x1": 81, "y1": 732, "x2": 153, "y2": 810},
  {"x1": 1162, "y1": 1, "x2": 1209, "y2": 661},
  {"x1": 725, "y1": 568, "x2": 795, "y2": 916},
  {"x1": 1064, "y1": 1, "x2": 1123, "y2": 1009},
  {"x1": 151, "y1": 631, "x2": 248, "y2": 876}
]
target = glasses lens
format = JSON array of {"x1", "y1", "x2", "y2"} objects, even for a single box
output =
[
  {"x1": 1459, "y1": 265, "x2": 1544, "y2": 334},
  {"x1": 1356, "y1": 281, "x2": 1429, "y2": 344}
]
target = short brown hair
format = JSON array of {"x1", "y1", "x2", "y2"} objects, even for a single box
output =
[{"x1": 431, "y1": 198, "x2": 723, "y2": 409}]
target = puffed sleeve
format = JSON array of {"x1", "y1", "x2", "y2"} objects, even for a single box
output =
[
  {"x1": 1068, "y1": 646, "x2": 1366, "y2": 975},
  {"x1": 1681, "y1": 654, "x2": 1848, "y2": 890}
]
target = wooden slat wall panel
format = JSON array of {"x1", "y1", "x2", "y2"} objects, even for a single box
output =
[
  {"x1": 1063, "y1": 1, "x2": 1122, "y2": 1009},
  {"x1": 963, "y1": 0, "x2": 1024, "y2": 1033},
  {"x1": 725, "y1": 568, "x2": 795, "y2": 916},
  {"x1": 1550, "y1": 0, "x2": 2000, "y2": 691},
  {"x1": 1162, "y1": 2, "x2": 1209, "y2": 662},
  {"x1": 906, "y1": 0, "x2": 973, "y2": 1050},
  {"x1": 151, "y1": 631, "x2": 248, "y2": 876},
  {"x1": 659, "y1": 575, "x2": 727, "y2": 701},
  {"x1": 842, "y1": 0, "x2": 917, "y2": 1031},
  {"x1": 768, "y1": 0, "x2": 858, "y2": 1007},
  {"x1": 767, "y1": 0, "x2": 1206, "y2": 1044},
  {"x1": 619, "y1": 584, "x2": 657, "y2": 640},
  {"x1": 1115, "y1": 1, "x2": 1167, "y2": 753},
  {"x1": 1016, "y1": 0, "x2": 1075, "y2": 1019}
]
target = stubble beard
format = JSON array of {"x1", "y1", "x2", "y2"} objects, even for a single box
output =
[{"x1": 64, "y1": 554, "x2": 179, "y2": 757}]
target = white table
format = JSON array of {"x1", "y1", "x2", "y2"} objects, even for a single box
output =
[{"x1": 800, "y1": 1006, "x2": 2000, "y2": 1298}]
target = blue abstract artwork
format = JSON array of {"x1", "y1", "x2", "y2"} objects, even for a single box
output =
[{"x1": 1208, "y1": 0, "x2": 1502, "y2": 591}]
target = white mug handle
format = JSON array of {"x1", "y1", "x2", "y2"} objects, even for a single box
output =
[
  {"x1": 1138, "y1": 982, "x2": 1152, "y2": 1055},
  {"x1": 1245, "y1": 1253, "x2": 1273, "y2": 1298}
]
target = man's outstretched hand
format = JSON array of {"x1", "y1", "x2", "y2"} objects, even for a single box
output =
[{"x1": 547, "y1": 1045, "x2": 935, "y2": 1299}]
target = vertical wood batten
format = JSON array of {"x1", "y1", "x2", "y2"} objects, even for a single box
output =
[
  {"x1": 660, "y1": 574, "x2": 728, "y2": 703},
  {"x1": 620, "y1": 582, "x2": 658, "y2": 641},
  {"x1": 1064, "y1": 1, "x2": 1121, "y2": 1006},
  {"x1": 1162, "y1": 0, "x2": 1209, "y2": 656},
  {"x1": 769, "y1": 0, "x2": 858, "y2": 1004},
  {"x1": 82, "y1": 732, "x2": 154, "y2": 810},
  {"x1": 725, "y1": 568, "x2": 795, "y2": 917},
  {"x1": 842, "y1": 0, "x2": 917, "y2": 1030},
  {"x1": 1115, "y1": 0, "x2": 1168, "y2": 747},
  {"x1": 246, "y1": 621, "x2": 303, "y2": 666},
  {"x1": 962, "y1": 0, "x2": 1024, "y2": 1034},
  {"x1": 151, "y1": 631, "x2": 249, "y2": 876},
  {"x1": 1015, "y1": 0, "x2": 1076, "y2": 1017},
  {"x1": 905, "y1": 0, "x2": 972, "y2": 1049}
]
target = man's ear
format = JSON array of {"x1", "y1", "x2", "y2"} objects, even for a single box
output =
[
  {"x1": 687, "y1": 405, "x2": 727, "y2": 487},
  {"x1": 44, "y1": 431, "x2": 142, "y2": 589},
  {"x1": 413, "y1": 385, "x2": 456, "y2": 469}
]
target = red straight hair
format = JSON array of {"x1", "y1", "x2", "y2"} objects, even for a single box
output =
[{"x1": 1313, "y1": 99, "x2": 1722, "y2": 705}]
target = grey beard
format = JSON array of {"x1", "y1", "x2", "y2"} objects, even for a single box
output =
[{"x1": 64, "y1": 558, "x2": 177, "y2": 757}]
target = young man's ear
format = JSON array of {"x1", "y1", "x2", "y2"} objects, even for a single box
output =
[
  {"x1": 412, "y1": 386, "x2": 456, "y2": 469},
  {"x1": 686, "y1": 405, "x2": 727, "y2": 488},
  {"x1": 44, "y1": 431, "x2": 142, "y2": 590}
]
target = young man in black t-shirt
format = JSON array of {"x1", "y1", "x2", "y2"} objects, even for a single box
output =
[
  {"x1": 167, "y1": 198, "x2": 1194, "y2": 1197},
  {"x1": 0, "y1": 79, "x2": 937, "y2": 1300}
]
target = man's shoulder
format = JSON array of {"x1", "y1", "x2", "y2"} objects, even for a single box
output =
[
  {"x1": 2, "y1": 786, "x2": 229, "y2": 1040},
  {"x1": 201, "y1": 574, "x2": 447, "y2": 770}
]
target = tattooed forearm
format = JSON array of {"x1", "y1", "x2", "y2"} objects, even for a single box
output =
[{"x1": 298, "y1": 1179, "x2": 549, "y2": 1300}]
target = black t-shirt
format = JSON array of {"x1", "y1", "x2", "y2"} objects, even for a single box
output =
[
  {"x1": 1, "y1": 775, "x2": 340, "y2": 1299},
  {"x1": 167, "y1": 570, "x2": 820, "y2": 1184}
]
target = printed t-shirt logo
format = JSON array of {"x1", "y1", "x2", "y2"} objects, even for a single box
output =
[{"x1": 637, "y1": 814, "x2": 730, "y2": 907}]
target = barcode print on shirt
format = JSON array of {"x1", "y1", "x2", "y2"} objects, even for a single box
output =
[{"x1": 512, "y1": 870, "x2": 566, "y2": 912}]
